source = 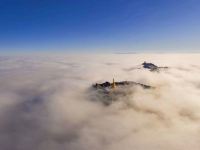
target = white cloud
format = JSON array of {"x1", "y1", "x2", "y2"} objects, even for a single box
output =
[{"x1": 0, "y1": 54, "x2": 200, "y2": 150}]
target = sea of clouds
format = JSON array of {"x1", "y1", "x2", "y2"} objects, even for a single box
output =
[{"x1": 0, "y1": 53, "x2": 200, "y2": 150}]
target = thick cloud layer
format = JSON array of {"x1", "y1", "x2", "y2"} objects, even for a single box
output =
[{"x1": 1, "y1": 54, "x2": 200, "y2": 150}]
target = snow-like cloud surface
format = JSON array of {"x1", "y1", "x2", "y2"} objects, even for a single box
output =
[{"x1": 1, "y1": 54, "x2": 200, "y2": 150}]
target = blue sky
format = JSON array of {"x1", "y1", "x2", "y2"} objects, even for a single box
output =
[{"x1": 0, "y1": 0, "x2": 200, "y2": 53}]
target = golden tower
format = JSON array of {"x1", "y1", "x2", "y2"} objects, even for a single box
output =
[{"x1": 111, "y1": 78, "x2": 116, "y2": 89}]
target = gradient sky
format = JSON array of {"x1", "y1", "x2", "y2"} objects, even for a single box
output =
[{"x1": 1, "y1": 0, "x2": 200, "y2": 53}]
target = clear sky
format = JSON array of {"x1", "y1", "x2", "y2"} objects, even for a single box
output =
[{"x1": 1, "y1": 0, "x2": 200, "y2": 54}]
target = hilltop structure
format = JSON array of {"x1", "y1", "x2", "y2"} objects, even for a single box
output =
[{"x1": 92, "y1": 79, "x2": 153, "y2": 105}]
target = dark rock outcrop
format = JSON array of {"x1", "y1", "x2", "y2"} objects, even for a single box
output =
[
  {"x1": 142, "y1": 62, "x2": 168, "y2": 72},
  {"x1": 93, "y1": 81, "x2": 152, "y2": 89}
]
